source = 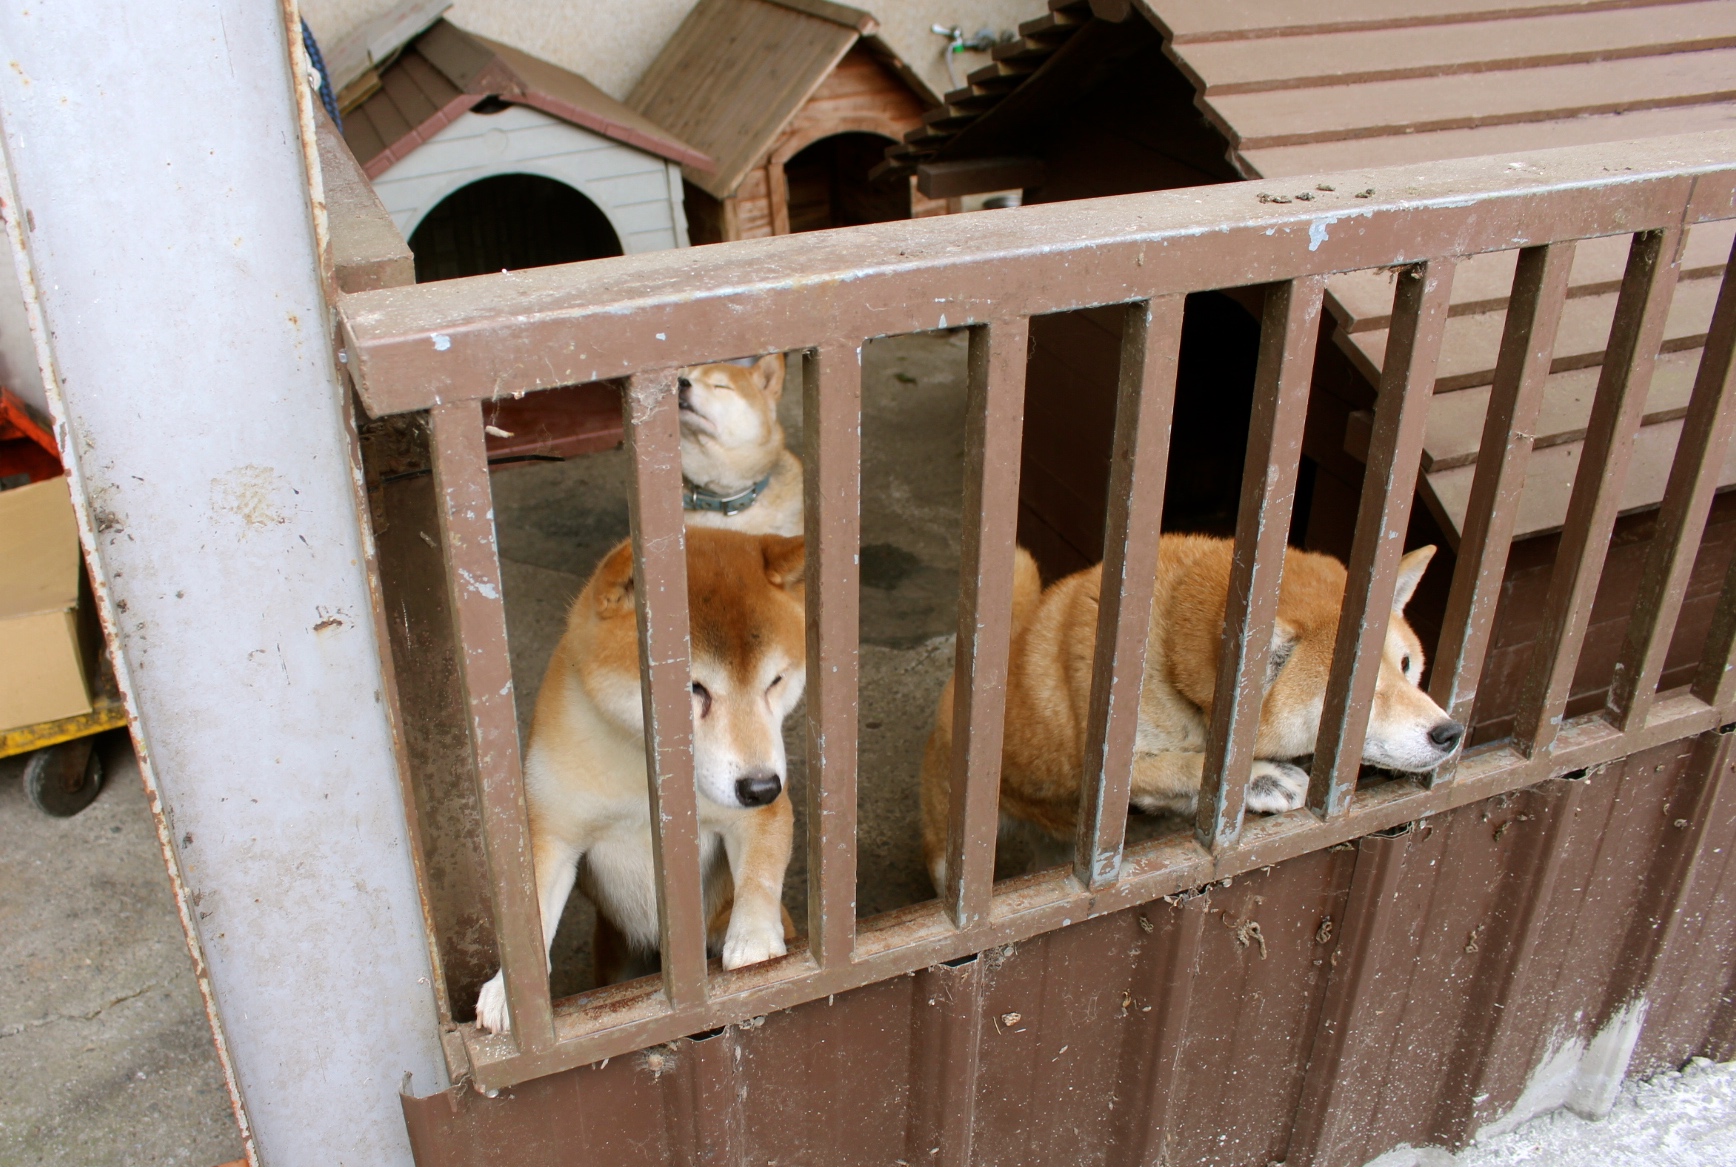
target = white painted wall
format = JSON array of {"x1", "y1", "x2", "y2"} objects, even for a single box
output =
[
  {"x1": 372, "y1": 102, "x2": 689, "y2": 254},
  {"x1": 0, "y1": 2, "x2": 446, "y2": 1164},
  {"x1": 0, "y1": 265, "x2": 46, "y2": 416}
]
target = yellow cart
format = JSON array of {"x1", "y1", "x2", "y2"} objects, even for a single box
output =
[{"x1": 2, "y1": 695, "x2": 127, "y2": 816}]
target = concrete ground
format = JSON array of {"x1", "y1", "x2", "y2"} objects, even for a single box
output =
[{"x1": 0, "y1": 735, "x2": 244, "y2": 1167}]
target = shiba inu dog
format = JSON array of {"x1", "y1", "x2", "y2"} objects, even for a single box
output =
[
  {"x1": 679, "y1": 354, "x2": 804, "y2": 537},
  {"x1": 475, "y1": 528, "x2": 806, "y2": 1033},
  {"x1": 919, "y1": 535, "x2": 1464, "y2": 889}
]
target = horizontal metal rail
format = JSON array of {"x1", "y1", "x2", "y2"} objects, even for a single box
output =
[{"x1": 339, "y1": 130, "x2": 1736, "y2": 1091}]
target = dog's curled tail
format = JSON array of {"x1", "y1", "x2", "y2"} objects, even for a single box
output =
[{"x1": 1011, "y1": 547, "x2": 1043, "y2": 635}]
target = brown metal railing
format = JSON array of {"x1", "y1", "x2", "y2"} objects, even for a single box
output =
[{"x1": 339, "y1": 129, "x2": 1736, "y2": 1091}]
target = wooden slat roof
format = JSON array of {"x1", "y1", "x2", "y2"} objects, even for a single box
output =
[
  {"x1": 341, "y1": 19, "x2": 710, "y2": 180},
  {"x1": 885, "y1": 0, "x2": 1736, "y2": 543},
  {"x1": 625, "y1": 0, "x2": 883, "y2": 199}
]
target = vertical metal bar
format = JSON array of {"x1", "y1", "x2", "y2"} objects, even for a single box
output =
[
  {"x1": 1073, "y1": 297, "x2": 1184, "y2": 888},
  {"x1": 1195, "y1": 276, "x2": 1324, "y2": 851},
  {"x1": 622, "y1": 371, "x2": 709, "y2": 1009},
  {"x1": 428, "y1": 400, "x2": 555, "y2": 1049},
  {"x1": 1613, "y1": 238, "x2": 1736, "y2": 726},
  {"x1": 944, "y1": 317, "x2": 1030, "y2": 930},
  {"x1": 1429, "y1": 243, "x2": 1578, "y2": 738},
  {"x1": 803, "y1": 343, "x2": 862, "y2": 967},
  {"x1": 1515, "y1": 227, "x2": 1684, "y2": 757},
  {"x1": 1309, "y1": 261, "x2": 1456, "y2": 819},
  {"x1": 1694, "y1": 540, "x2": 1736, "y2": 709}
]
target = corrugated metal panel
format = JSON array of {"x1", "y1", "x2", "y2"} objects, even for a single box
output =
[{"x1": 399, "y1": 733, "x2": 1736, "y2": 1165}]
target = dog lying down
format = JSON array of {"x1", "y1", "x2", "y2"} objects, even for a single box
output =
[
  {"x1": 678, "y1": 354, "x2": 803, "y2": 537},
  {"x1": 920, "y1": 534, "x2": 1465, "y2": 891},
  {"x1": 475, "y1": 528, "x2": 805, "y2": 1034}
]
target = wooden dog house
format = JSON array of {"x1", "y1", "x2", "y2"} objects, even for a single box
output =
[
  {"x1": 340, "y1": 18, "x2": 709, "y2": 282},
  {"x1": 882, "y1": 0, "x2": 1736, "y2": 745},
  {"x1": 627, "y1": 0, "x2": 947, "y2": 244}
]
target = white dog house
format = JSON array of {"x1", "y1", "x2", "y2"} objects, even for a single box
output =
[{"x1": 340, "y1": 19, "x2": 708, "y2": 281}]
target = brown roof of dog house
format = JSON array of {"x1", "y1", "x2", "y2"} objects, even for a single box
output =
[
  {"x1": 627, "y1": 0, "x2": 949, "y2": 241},
  {"x1": 339, "y1": 18, "x2": 710, "y2": 285}
]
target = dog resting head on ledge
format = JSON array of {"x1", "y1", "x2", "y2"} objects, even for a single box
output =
[
  {"x1": 677, "y1": 354, "x2": 804, "y2": 537},
  {"x1": 474, "y1": 528, "x2": 805, "y2": 1033},
  {"x1": 920, "y1": 534, "x2": 1464, "y2": 892}
]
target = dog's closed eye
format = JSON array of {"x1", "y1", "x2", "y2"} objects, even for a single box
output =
[{"x1": 690, "y1": 681, "x2": 712, "y2": 717}]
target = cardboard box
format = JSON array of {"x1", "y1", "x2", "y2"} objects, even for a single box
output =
[{"x1": 0, "y1": 475, "x2": 92, "y2": 731}]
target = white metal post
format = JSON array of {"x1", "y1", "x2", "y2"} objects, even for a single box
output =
[{"x1": 0, "y1": 3, "x2": 448, "y2": 1164}]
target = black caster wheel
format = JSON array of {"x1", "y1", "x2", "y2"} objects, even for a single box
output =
[{"x1": 23, "y1": 737, "x2": 104, "y2": 817}]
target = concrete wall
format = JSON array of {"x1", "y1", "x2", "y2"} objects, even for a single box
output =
[
  {"x1": 373, "y1": 103, "x2": 689, "y2": 253},
  {"x1": 301, "y1": 0, "x2": 1040, "y2": 105},
  {"x1": 0, "y1": 2, "x2": 446, "y2": 1164}
]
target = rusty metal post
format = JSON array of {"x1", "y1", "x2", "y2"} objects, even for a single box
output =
[
  {"x1": 804, "y1": 343, "x2": 864, "y2": 966},
  {"x1": 1196, "y1": 276, "x2": 1324, "y2": 851},
  {"x1": 1074, "y1": 297, "x2": 1184, "y2": 888},
  {"x1": 623, "y1": 371, "x2": 710, "y2": 1010},
  {"x1": 1309, "y1": 260, "x2": 1454, "y2": 818},
  {"x1": 944, "y1": 318, "x2": 1030, "y2": 929}
]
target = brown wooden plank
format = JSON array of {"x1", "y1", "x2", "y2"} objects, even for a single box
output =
[
  {"x1": 1424, "y1": 408, "x2": 1736, "y2": 542},
  {"x1": 1241, "y1": 100, "x2": 1736, "y2": 180},
  {"x1": 943, "y1": 319, "x2": 1030, "y2": 929},
  {"x1": 1179, "y1": 2, "x2": 1736, "y2": 96},
  {"x1": 1310, "y1": 261, "x2": 1455, "y2": 818},
  {"x1": 802, "y1": 343, "x2": 862, "y2": 966},
  {"x1": 428, "y1": 400, "x2": 555, "y2": 1050},
  {"x1": 1429, "y1": 244, "x2": 1578, "y2": 733},
  {"x1": 337, "y1": 134, "x2": 1731, "y2": 418},
  {"x1": 1515, "y1": 227, "x2": 1685, "y2": 757},
  {"x1": 1073, "y1": 297, "x2": 1184, "y2": 888},
  {"x1": 621, "y1": 370, "x2": 710, "y2": 1009},
  {"x1": 1407, "y1": 350, "x2": 1702, "y2": 472},
  {"x1": 1338, "y1": 272, "x2": 1720, "y2": 392},
  {"x1": 1609, "y1": 239, "x2": 1736, "y2": 729},
  {"x1": 1327, "y1": 221, "x2": 1736, "y2": 333},
  {"x1": 1196, "y1": 276, "x2": 1324, "y2": 851},
  {"x1": 1149, "y1": 0, "x2": 1700, "y2": 43},
  {"x1": 1213, "y1": 48, "x2": 1736, "y2": 152}
]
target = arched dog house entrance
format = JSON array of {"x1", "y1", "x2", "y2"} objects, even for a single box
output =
[
  {"x1": 781, "y1": 131, "x2": 909, "y2": 233},
  {"x1": 407, "y1": 173, "x2": 622, "y2": 282}
]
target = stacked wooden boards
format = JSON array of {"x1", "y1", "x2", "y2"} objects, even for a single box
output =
[{"x1": 1133, "y1": 0, "x2": 1736, "y2": 544}]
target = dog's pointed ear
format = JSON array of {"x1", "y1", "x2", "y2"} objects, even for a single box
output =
[
  {"x1": 592, "y1": 539, "x2": 639, "y2": 618},
  {"x1": 1265, "y1": 619, "x2": 1299, "y2": 689},
  {"x1": 761, "y1": 533, "x2": 806, "y2": 598},
  {"x1": 753, "y1": 352, "x2": 786, "y2": 403},
  {"x1": 1393, "y1": 545, "x2": 1436, "y2": 612}
]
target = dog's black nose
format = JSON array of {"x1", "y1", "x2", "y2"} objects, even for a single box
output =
[
  {"x1": 735, "y1": 772, "x2": 782, "y2": 807},
  {"x1": 1429, "y1": 720, "x2": 1465, "y2": 752},
  {"x1": 677, "y1": 376, "x2": 692, "y2": 406}
]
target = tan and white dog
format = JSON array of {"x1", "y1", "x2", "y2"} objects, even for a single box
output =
[
  {"x1": 678, "y1": 354, "x2": 804, "y2": 537},
  {"x1": 919, "y1": 534, "x2": 1464, "y2": 889},
  {"x1": 475, "y1": 528, "x2": 806, "y2": 1033}
]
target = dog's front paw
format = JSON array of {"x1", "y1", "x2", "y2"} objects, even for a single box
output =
[
  {"x1": 721, "y1": 919, "x2": 786, "y2": 971},
  {"x1": 475, "y1": 972, "x2": 510, "y2": 1034},
  {"x1": 1246, "y1": 761, "x2": 1309, "y2": 814}
]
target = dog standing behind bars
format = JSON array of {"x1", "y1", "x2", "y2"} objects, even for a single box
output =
[
  {"x1": 678, "y1": 354, "x2": 804, "y2": 536},
  {"x1": 919, "y1": 534, "x2": 1465, "y2": 891},
  {"x1": 474, "y1": 528, "x2": 805, "y2": 1034}
]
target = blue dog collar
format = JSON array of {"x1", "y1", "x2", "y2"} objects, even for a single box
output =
[{"x1": 682, "y1": 473, "x2": 774, "y2": 517}]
